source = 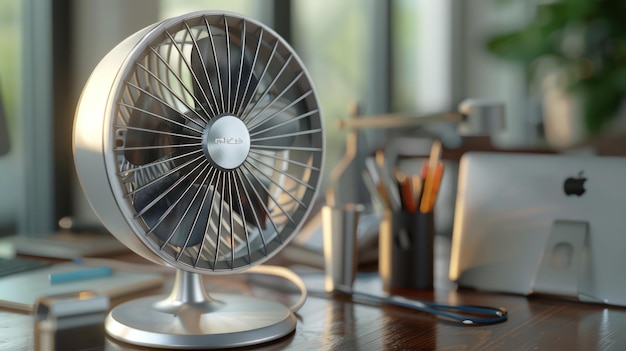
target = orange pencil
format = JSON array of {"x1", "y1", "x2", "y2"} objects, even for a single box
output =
[
  {"x1": 419, "y1": 140, "x2": 442, "y2": 213},
  {"x1": 424, "y1": 162, "x2": 444, "y2": 213}
]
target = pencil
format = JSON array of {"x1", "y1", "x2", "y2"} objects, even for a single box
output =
[
  {"x1": 424, "y1": 162, "x2": 444, "y2": 213},
  {"x1": 419, "y1": 140, "x2": 442, "y2": 213},
  {"x1": 411, "y1": 174, "x2": 422, "y2": 211}
]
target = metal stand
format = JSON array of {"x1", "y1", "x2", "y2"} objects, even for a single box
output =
[
  {"x1": 532, "y1": 220, "x2": 589, "y2": 297},
  {"x1": 105, "y1": 270, "x2": 296, "y2": 349}
]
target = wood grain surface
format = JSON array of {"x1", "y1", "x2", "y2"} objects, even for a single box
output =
[{"x1": 2, "y1": 237, "x2": 626, "y2": 351}]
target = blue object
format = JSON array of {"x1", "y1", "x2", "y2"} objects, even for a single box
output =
[{"x1": 49, "y1": 266, "x2": 113, "y2": 284}]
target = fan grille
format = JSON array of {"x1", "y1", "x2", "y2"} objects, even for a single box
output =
[{"x1": 109, "y1": 12, "x2": 323, "y2": 272}]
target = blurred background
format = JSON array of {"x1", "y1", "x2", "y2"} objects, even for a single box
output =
[{"x1": 1, "y1": 0, "x2": 625, "y2": 239}]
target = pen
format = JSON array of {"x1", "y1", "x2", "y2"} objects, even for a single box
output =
[
  {"x1": 395, "y1": 171, "x2": 416, "y2": 213},
  {"x1": 374, "y1": 151, "x2": 393, "y2": 209},
  {"x1": 362, "y1": 169, "x2": 386, "y2": 210},
  {"x1": 49, "y1": 266, "x2": 113, "y2": 285},
  {"x1": 365, "y1": 157, "x2": 391, "y2": 209},
  {"x1": 369, "y1": 153, "x2": 401, "y2": 211}
]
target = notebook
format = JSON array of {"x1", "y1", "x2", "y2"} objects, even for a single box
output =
[
  {"x1": 450, "y1": 152, "x2": 626, "y2": 306},
  {"x1": 0, "y1": 262, "x2": 164, "y2": 312}
]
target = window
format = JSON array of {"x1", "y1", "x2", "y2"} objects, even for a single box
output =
[
  {"x1": 159, "y1": 0, "x2": 272, "y2": 24},
  {"x1": 292, "y1": 0, "x2": 389, "y2": 203},
  {"x1": 1, "y1": 1, "x2": 538, "y2": 237},
  {"x1": 0, "y1": 0, "x2": 22, "y2": 235}
]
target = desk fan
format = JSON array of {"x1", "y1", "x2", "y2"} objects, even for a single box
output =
[{"x1": 73, "y1": 11, "x2": 324, "y2": 349}]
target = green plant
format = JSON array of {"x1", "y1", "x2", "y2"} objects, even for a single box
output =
[{"x1": 487, "y1": 0, "x2": 626, "y2": 133}]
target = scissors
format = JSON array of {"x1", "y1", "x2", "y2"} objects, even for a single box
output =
[{"x1": 334, "y1": 285, "x2": 508, "y2": 326}]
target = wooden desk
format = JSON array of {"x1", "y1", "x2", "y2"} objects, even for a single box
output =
[{"x1": 2, "y1": 237, "x2": 626, "y2": 351}]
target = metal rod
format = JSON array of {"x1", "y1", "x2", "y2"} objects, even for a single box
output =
[{"x1": 335, "y1": 112, "x2": 465, "y2": 130}]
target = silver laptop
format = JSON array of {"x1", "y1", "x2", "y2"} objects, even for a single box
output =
[{"x1": 450, "y1": 152, "x2": 626, "y2": 306}]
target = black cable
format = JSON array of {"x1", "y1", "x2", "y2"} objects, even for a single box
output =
[{"x1": 332, "y1": 285, "x2": 508, "y2": 326}]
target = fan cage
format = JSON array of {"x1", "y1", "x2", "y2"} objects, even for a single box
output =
[{"x1": 104, "y1": 12, "x2": 323, "y2": 272}]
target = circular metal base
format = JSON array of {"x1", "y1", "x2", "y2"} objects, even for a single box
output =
[{"x1": 106, "y1": 293, "x2": 296, "y2": 349}]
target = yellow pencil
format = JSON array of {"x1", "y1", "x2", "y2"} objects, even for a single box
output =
[{"x1": 419, "y1": 140, "x2": 442, "y2": 213}]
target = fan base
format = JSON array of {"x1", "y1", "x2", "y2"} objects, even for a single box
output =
[{"x1": 105, "y1": 293, "x2": 296, "y2": 349}]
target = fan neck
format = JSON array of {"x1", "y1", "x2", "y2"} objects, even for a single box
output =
[{"x1": 202, "y1": 114, "x2": 250, "y2": 170}]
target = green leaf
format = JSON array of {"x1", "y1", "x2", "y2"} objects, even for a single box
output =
[
  {"x1": 487, "y1": 0, "x2": 626, "y2": 132},
  {"x1": 562, "y1": 0, "x2": 597, "y2": 20},
  {"x1": 487, "y1": 27, "x2": 552, "y2": 62},
  {"x1": 578, "y1": 78, "x2": 623, "y2": 132}
]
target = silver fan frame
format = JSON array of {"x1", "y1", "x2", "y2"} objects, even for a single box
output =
[{"x1": 73, "y1": 11, "x2": 323, "y2": 349}]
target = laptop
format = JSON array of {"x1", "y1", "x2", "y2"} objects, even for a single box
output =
[{"x1": 450, "y1": 152, "x2": 626, "y2": 306}]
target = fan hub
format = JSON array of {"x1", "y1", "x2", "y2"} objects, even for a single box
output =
[{"x1": 202, "y1": 115, "x2": 250, "y2": 170}]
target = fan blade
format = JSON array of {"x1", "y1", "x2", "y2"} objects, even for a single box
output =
[
  {"x1": 125, "y1": 91, "x2": 184, "y2": 165},
  {"x1": 135, "y1": 175, "x2": 267, "y2": 249},
  {"x1": 248, "y1": 99, "x2": 303, "y2": 147},
  {"x1": 191, "y1": 35, "x2": 257, "y2": 113},
  {"x1": 236, "y1": 179, "x2": 268, "y2": 230},
  {"x1": 133, "y1": 173, "x2": 208, "y2": 248}
]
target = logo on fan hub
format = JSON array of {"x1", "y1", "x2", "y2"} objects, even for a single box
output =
[
  {"x1": 215, "y1": 137, "x2": 244, "y2": 145},
  {"x1": 202, "y1": 115, "x2": 250, "y2": 170}
]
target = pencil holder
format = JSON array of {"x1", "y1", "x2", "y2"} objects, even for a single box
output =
[{"x1": 379, "y1": 209, "x2": 435, "y2": 292}]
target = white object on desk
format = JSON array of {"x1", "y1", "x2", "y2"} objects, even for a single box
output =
[{"x1": 451, "y1": 152, "x2": 626, "y2": 306}]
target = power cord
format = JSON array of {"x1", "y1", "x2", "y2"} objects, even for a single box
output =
[
  {"x1": 241, "y1": 268, "x2": 507, "y2": 325},
  {"x1": 246, "y1": 265, "x2": 307, "y2": 313}
]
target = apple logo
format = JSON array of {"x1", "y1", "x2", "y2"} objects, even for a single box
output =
[{"x1": 564, "y1": 171, "x2": 586, "y2": 196}]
